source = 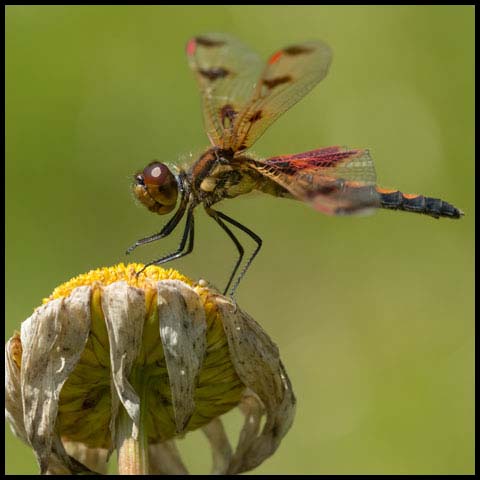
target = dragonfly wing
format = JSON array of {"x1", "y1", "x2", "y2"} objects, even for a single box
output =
[
  {"x1": 230, "y1": 40, "x2": 333, "y2": 152},
  {"x1": 186, "y1": 33, "x2": 263, "y2": 148},
  {"x1": 187, "y1": 34, "x2": 332, "y2": 153},
  {"x1": 249, "y1": 146, "x2": 380, "y2": 215}
]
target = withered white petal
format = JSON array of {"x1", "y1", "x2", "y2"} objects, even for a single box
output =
[
  {"x1": 43, "y1": 452, "x2": 73, "y2": 475},
  {"x1": 228, "y1": 391, "x2": 264, "y2": 473},
  {"x1": 202, "y1": 417, "x2": 233, "y2": 474},
  {"x1": 5, "y1": 337, "x2": 27, "y2": 443},
  {"x1": 50, "y1": 435, "x2": 100, "y2": 474},
  {"x1": 20, "y1": 286, "x2": 92, "y2": 473},
  {"x1": 216, "y1": 298, "x2": 296, "y2": 474},
  {"x1": 148, "y1": 440, "x2": 189, "y2": 474},
  {"x1": 102, "y1": 282, "x2": 146, "y2": 441},
  {"x1": 157, "y1": 281, "x2": 207, "y2": 434},
  {"x1": 63, "y1": 440, "x2": 109, "y2": 474}
]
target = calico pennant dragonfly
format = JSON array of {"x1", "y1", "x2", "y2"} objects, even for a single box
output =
[{"x1": 127, "y1": 33, "x2": 463, "y2": 295}]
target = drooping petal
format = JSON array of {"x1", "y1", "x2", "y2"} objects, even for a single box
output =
[
  {"x1": 202, "y1": 417, "x2": 233, "y2": 474},
  {"x1": 148, "y1": 440, "x2": 189, "y2": 474},
  {"x1": 5, "y1": 334, "x2": 27, "y2": 443},
  {"x1": 20, "y1": 286, "x2": 92, "y2": 473},
  {"x1": 215, "y1": 298, "x2": 296, "y2": 474},
  {"x1": 157, "y1": 280, "x2": 207, "y2": 434},
  {"x1": 101, "y1": 282, "x2": 146, "y2": 444},
  {"x1": 63, "y1": 440, "x2": 109, "y2": 474},
  {"x1": 49, "y1": 435, "x2": 100, "y2": 474},
  {"x1": 229, "y1": 390, "x2": 263, "y2": 470}
]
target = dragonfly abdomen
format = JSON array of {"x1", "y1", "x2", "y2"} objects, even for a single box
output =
[{"x1": 377, "y1": 188, "x2": 463, "y2": 219}]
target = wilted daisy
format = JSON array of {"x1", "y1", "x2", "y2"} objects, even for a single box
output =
[{"x1": 5, "y1": 263, "x2": 295, "y2": 474}]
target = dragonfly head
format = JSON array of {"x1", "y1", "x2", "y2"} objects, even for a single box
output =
[{"x1": 133, "y1": 161, "x2": 179, "y2": 215}]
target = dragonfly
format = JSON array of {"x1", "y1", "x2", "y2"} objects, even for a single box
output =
[{"x1": 127, "y1": 33, "x2": 463, "y2": 296}]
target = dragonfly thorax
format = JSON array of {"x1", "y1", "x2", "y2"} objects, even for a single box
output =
[{"x1": 188, "y1": 148, "x2": 260, "y2": 206}]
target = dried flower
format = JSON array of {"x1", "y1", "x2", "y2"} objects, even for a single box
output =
[{"x1": 5, "y1": 263, "x2": 295, "y2": 474}]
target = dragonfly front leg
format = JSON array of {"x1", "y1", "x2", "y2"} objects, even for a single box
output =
[
  {"x1": 126, "y1": 188, "x2": 189, "y2": 255},
  {"x1": 135, "y1": 208, "x2": 195, "y2": 275}
]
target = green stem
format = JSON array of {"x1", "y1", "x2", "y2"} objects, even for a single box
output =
[{"x1": 116, "y1": 370, "x2": 150, "y2": 474}]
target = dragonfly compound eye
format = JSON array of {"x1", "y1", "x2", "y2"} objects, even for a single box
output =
[
  {"x1": 133, "y1": 161, "x2": 178, "y2": 215},
  {"x1": 143, "y1": 162, "x2": 171, "y2": 186}
]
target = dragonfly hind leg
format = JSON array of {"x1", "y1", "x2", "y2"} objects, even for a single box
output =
[
  {"x1": 206, "y1": 207, "x2": 262, "y2": 296},
  {"x1": 205, "y1": 207, "x2": 245, "y2": 295}
]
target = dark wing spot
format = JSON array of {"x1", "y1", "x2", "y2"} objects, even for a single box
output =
[
  {"x1": 250, "y1": 110, "x2": 263, "y2": 123},
  {"x1": 199, "y1": 67, "x2": 230, "y2": 81},
  {"x1": 263, "y1": 75, "x2": 292, "y2": 89},
  {"x1": 284, "y1": 45, "x2": 314, "y2": 55},
  {"x1": 220, "y1": 104, "x2": 237, "y2": 128},
  {"x1": 237, "y1": 144, "x2": 248, "y2": 151},
  {"x1": 195, "y1": 36, "x2": 226, "y2": 47}
]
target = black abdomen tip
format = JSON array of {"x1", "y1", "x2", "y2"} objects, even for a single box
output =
[{"x1": 379, "y1": 190, "x2": 464, "y2": 219}]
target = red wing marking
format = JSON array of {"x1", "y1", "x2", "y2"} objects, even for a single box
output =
[
  {"x1": 186, "y1": 39, "x2": 197, "y2": 57},
  {"x1": 268, "y1": 50, "x2": 283, "y2": 65},
  {"x1": 249, "y1": 146, "x2": 380, "y2": 215},
  {"x1": 267, "y1": 146, "x2": 358, "y2": 169}
]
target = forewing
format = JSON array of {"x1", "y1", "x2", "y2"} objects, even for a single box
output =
[
  {"x1": 186, "y1": 33, "x2": 263, "y2": 147},
  {"x1": 250, "y1": 146, "x2": 380, "y2": 215},
  {"x1": 228, "y1": 40, "x2": 333, "y2": 152}
]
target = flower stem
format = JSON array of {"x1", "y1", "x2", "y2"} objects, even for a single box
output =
[{"x1": 116, "y1": 371, "x2": 150, "y2": 474}]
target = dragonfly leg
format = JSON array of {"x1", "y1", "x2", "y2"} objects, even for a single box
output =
[
  {"x1": 208, "y1": 209, "x2": 262, "y2": 296},
  {"x1": 135, "y1": 208, "x2": 195, "y2": 275},
  {"x1": 126, "y1": 188, "x2": 189, "y2": 255},
  {"x1": 205, "y1": 207, "x2": 245, "y2": 295}
]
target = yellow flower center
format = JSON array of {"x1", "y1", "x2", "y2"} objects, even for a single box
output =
[{"x1": 42, "y1": 263, "x2": 195, "y2": 304}]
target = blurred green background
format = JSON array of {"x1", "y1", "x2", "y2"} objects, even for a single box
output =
[{"x1": 5, "y1": 5, "x2": 474, "y2": 475}]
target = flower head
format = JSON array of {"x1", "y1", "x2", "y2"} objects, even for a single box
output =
[{"x1": 5, "y1": 263, "x2": 295, "y2": 474}]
